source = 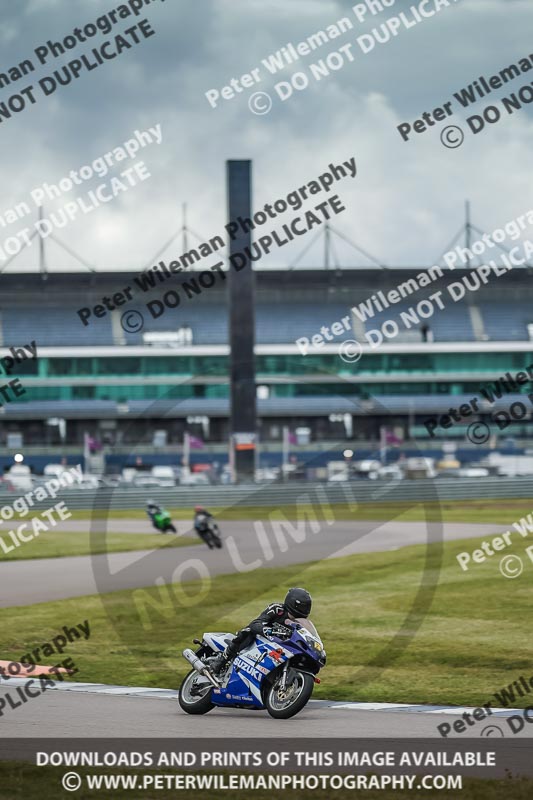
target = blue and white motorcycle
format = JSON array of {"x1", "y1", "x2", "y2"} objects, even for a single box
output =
[{"x1": 179, "y1": 619, "x2": 326, "y2": 719}]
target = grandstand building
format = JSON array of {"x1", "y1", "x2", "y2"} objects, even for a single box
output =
[{"x1": 1, "y1": 266, "x2": 533, "y2": 469}]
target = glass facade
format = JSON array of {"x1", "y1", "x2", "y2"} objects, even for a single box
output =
[
  {"x1": 37, "y1": 352, "x2": 533, "y2": 377},
  {"x1": 14, "y1": 351, "x2": 533, "y2": 403}
]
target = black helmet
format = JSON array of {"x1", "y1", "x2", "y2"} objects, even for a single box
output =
[
  {"x1": 146, "y1": 500, "x2": 157, "y2": 508},
  {"x1": 284, "y1": 587, "x2": 312, "y2": 618}
]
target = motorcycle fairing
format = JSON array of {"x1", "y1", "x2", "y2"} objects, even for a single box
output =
[
  {"x1": 210, "y1": 635, "x2": 292, "y2": 709},
  {"x1": 202, "y1": 632, "x2": 235, "y2": 652},
  {"x1": 153, "y1": 510, "x2": 171, "y2": 526}
]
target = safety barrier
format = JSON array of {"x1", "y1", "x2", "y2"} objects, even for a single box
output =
[{"x1": 0, "y1": 476, "x2": 531, "y2": 511}]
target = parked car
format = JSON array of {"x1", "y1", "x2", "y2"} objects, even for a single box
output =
[
  {"x1": 43, "y1": 463, "x2": 68, "y2": 478},
  {"x1": 179, "y1": 473, "x2": 210, "y2": 486},
  {"x1": 132, "y1": 476, "x2": 166, "y2": 488},
  {"x1": 368, "y1": 465, "x2": 404, "y2": 480},
  {"x1": 150, "y1": 466, "x2": 176, "y2": 487},
  {"x1": 438, "y1": 467, "x2": 490, "y2": 478},
  {"x1": 96, "y1": 476, "x2": 122, "y2": 488},
  {"x1": 255, "y1": 468, "x2": 280, "y2": 481},
  {"x1": 327, "y1": 471, "x2": 349, "y2": 482},
  {"x1": 76, "y1": 475, "x2": 100, "y2": 489}
]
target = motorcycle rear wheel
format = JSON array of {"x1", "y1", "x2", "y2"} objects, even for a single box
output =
[
  {"x1": 178, "y1": 670, "x2": 214, "y2": 714},
  {"x1": 265, "y1": 671, "x2": 314, "y2": 719}
]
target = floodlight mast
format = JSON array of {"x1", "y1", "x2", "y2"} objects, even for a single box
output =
[{"x1": 0, "y1": 207, "x2": 97, "y2": 277}]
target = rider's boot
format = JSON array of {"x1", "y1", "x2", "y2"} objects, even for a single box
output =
[{"x1": 210, "y1": 645, "x2": 236, "y2": 675}]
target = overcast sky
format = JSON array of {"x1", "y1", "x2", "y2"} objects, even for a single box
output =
[{"x1": 1, "y1": 0, "x2": 532, "y2": 273}]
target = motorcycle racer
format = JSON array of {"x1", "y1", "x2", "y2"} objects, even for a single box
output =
[
  {"x1": 210, "y1": 587, "x2": 312, "y2": 675},
  {"x1": 193, "y1": 505, "x2": 215, "y2": 546},
  {"x1": 146, "y1": 499, "x2": 161, "y2": 525}
]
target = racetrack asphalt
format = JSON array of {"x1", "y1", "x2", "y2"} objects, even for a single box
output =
[
  {"x1": 2, "y1": 681, "x2": 530, "y2": 739},
  {"x1": 0, "y1": 520, "x2": 501, "y2": 607}
]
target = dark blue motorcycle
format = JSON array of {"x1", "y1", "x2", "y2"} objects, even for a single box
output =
[{"x1": 179, "y1": 618, "x2": 326, "y2": 719}]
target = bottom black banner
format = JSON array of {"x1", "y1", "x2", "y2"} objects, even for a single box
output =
[{"x1": 0, "y1": 738, "x2": 533, "y2": 799}]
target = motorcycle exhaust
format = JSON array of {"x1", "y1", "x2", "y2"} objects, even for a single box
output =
[{"x1": 182, "y1": 648, "x2": 220, "y2": 687}]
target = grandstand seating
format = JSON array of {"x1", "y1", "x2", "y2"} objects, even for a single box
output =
[
  {"x1": 2, "y1": 306, "x2": 113, "y2": 347},
  {"x1": 255, "y1": 303, "x2": 349, "y2": 343},
  {"x1": 481, "y1": 302, "x2": 532, "y2": 342},
  {"x1": 2, "y1": 298, "x2": 532, "y2": 346},
  {"x1": 357, "y1": 300, "x2": 475, "y2": 342},
  {"x1": 0, "y1": 270, "x2": 532, "y2": 347}
]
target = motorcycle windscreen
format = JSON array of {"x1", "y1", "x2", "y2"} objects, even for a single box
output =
[{"x1": 294, "y1": 617, "x2": 319, "y2": 637}]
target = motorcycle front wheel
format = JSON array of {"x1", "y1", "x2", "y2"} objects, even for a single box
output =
[
  {"x1": 265, "y1": 671, "x2": 314, "y2": 719},
  {"x1": 178, "y1": 670, "x2": 214, "y2": 715},
  {"x1": 209, "y1": 524, "x2": 223, "y2": 548}
]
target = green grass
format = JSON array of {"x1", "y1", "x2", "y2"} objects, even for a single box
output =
[
  {"x1": 1, "y1": 764, "x2": 530, "y2": 800},
  {"x1": 62, "y1": 497, "x2": 533, "y2": 525},
  {"x1": 1, "y1": 528, "x2": 532, "y2": 708},
  {"x1": 2, "y1": 496, "x2": 527, "y2": 560},
  {"x1": 2, "y1": 497, "x2": 527, "y2": 561},
  {"x1": 0, "y1": 531, "x2": 198, "y2": 560}
]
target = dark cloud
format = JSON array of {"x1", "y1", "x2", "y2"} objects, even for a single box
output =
[{"x1": 0, "y1": 0, "x2": 531, "y2": 272}]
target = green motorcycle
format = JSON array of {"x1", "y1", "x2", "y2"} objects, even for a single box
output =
[{"x1": 148, "y1": 505, "x2": 177, "y2": 534}]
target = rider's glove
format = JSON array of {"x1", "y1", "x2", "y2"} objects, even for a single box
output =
[{"x1": 270, "y1": 622, "x2": 292, "y2": 640}]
